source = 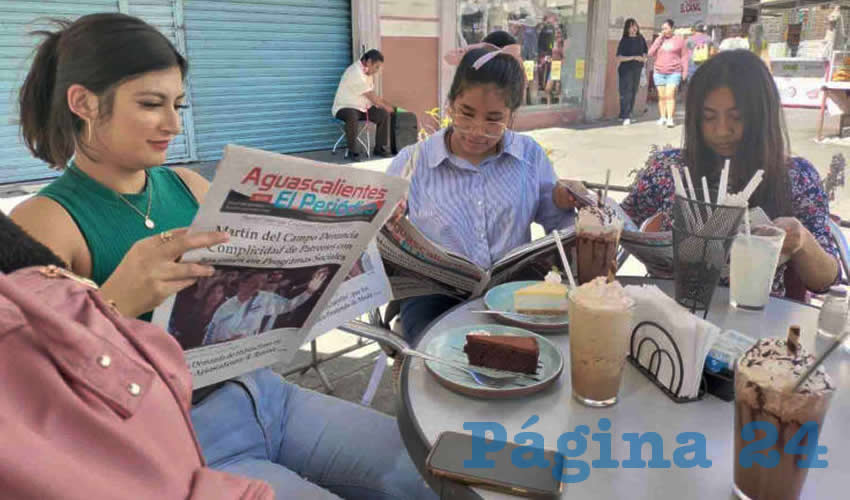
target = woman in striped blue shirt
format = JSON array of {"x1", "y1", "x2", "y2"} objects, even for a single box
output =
[{"x1": 387, "y1": 45, "x2": 575, "y2": 343}]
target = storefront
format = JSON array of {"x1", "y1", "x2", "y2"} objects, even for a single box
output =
[
  {"x1": 0, "y1": 1, "x2": 352, "y2": 185},
  {"x1": 380, "y1": 0, "x2": 610, "y2": 132},
  {"x1": 457, "y1": 0, "x2": 592, "y2": 128},
  {"x1": 756, "y1": 1, "x2": 848, "y2": 107}
]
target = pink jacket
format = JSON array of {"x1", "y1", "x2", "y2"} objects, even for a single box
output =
[
  {"x1": 649, "y1": 35, "x2": 689, "y2": 77},
  {"x1": 0, "y1": 267, "x2": 273, "y2": 500}
]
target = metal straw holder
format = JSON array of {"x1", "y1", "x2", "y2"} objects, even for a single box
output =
[
  {"x1": 672, "y1": 194, "x2": 745, "y2": 317},
  {"x1": 627, "y1": 321, "x2": 706, "y2": 403}
]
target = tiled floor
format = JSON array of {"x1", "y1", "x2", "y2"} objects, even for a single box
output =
[{"x1": 276, "y1": 329, "x2": 399, "y2": 416}]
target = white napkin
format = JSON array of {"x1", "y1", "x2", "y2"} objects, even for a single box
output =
[{"x1": 624, "y1": 285, "x2": 721, "y2": 399}]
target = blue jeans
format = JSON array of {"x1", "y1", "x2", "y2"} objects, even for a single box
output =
[
  {"x1": 191, "y1": 369, "x2": 436, "y2": 499},
  {"x1": 400, "y1": 294, "x2": 462, "y2": 346},
  {"x1": 653, "y1": 71, "x2": 682, "y2": 88}
]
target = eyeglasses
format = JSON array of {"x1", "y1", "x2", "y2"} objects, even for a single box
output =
[{"x1": 449, "y1": 108, "x2": 508, "y2": 139}]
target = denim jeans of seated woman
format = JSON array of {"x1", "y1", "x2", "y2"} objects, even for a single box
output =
[
  {"x1": 400, "y1": 294, "x2": 462, "y2": 346},
  {"x1": 190, "y1": 368, "x2": 437, "y2": 499}
]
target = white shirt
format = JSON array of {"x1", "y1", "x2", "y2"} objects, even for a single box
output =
[
  {"x1": 203, "y1": 290, "x2": 311, "y2": 345},
  {"x1": 332, "y1": 62, "x2": 374, "y2": 116},
  {"x1": 718, "y1": 37, "x2": 750, "y2": 52}
]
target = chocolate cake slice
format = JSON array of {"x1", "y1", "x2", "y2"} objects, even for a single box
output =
[{"x1": 463, "y1": 334, "x2": 539, "y2": 374}]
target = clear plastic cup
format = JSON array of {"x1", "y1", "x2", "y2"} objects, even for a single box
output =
[
  {"x1": 567, "y1": 280, "x2": 634, "y2": 407},
  {"x1": 730, "y1": 226, "x2": 786, "y2": 311}
]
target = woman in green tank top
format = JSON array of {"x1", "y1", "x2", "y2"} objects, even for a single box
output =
[{"x1": 11, "y1": 13, "x2": 435, "y2": 500}]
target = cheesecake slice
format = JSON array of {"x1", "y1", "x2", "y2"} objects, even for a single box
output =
[
  {"x1": 463, "y1": 334, "x2": 539, "y2": 374},
  {"x1": 513, "y1": 281, "x2": 568, "y2": 315}
]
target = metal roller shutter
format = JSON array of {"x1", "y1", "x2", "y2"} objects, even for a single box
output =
[
  {"x1": 183, "y1": 0, "x2": 352, "y2": 161},
  {"x1": 125, "y1": 0, "x2": 196, "y2": 163},
  {"x1": 0, "y1": 0, "x2": 196, "y2": 185},
  {"x1": 0, "y1": 1, "x2": 119, "y2": 185}
]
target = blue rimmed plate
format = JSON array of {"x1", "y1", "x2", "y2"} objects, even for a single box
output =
[
  {"x1": 483, "y1": 281, "x2": 569, "y2": 332},
  {"x1": 422, "y1": 324, "x2": 564, "y2": 399}
]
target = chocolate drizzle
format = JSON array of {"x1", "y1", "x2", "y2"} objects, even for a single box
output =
[{"x1": 739, "y1": 338, "x2": 833, "y2": 394}]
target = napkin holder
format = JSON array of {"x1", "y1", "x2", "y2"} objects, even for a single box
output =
[{"x1": 627, "y1": 321, "x2": 706, "y2": 403}]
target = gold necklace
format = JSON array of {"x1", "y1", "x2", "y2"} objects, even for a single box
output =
[{"x1": 114, "y1": 172, "x2": 155, "y2": 229}]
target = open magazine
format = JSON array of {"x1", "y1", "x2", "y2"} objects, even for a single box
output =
[
  {"x1": 560, "y1": 180, "x2": 772, "y2": 278},
  {"x1": 378, "y1": 218, "x2": 576, "y2": 300},
  {"x1": 152, "y1": 145, "x2": 408, "y2": 388}
]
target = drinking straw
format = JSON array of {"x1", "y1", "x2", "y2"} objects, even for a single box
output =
[
  {"x1": 741, "y1": 170, "x2": 765, "y2": 202},
  {"x1": 552, "y1": 229, "x2": 577, "y2": 289},
  {"x1": 718, "y1": 159, "x2": 730, "y2": 205},
  {"x1": 684, "y1": 167, "x2": 698, "y2": 202},
  {"x1": 683, "y1": 167, "x2": 704, "y2": 228},
  {"x1": 701, "y1": 176, "x2": 713, "y2": 218},
  {"x1": 671, "y1": 167, "x2": 695, "y2": 232},
  {"x1": 700, "y1": 176, "x2": 711, "y2": 204},
  {"x1": 743, "y1": 205, "x2": 752, "y2": 238},
  {"x1": 786, "y1": 326, "x2": 801, "y2": 356},
  {"x1": 793, "y1": 328, "x2": 850, "y2": 392},
  {"x1": 602, "y1": 169, "x2": 611, "y2": 207}
]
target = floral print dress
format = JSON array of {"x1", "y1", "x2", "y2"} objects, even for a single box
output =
[{"x1": 621, "y1": 149, "x2": 840, "y2": 296}]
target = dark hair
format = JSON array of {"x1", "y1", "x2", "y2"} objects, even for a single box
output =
[
  {"x1": 361, "y1": 49, "x2": 384, "y2": 64},
  {"x1": 694, "y1": 22, "x2": 707, "y2": 33},
  {"x1": 683, "y1": 50, "x2": 792, "y2": 219},
  {"x1": 622, "y1": 18, "x2": 641, "y2": 39},
  {"x1": 447, "y1": 47, "x2": 525, "y2": 111},
  {"x1": 18, "y1": 13, "x2": 187, "y2": 169},
  {"x1": 664, "y1": 19, "x2": 675, "y2": 29},
  {"x1": 482, "y1": 30, "x2": 517, "y2": 48},
  {"x1": 0, "y1": 212, "x2": 67, "y2": 273}
]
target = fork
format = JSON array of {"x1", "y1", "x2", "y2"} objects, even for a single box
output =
[{"x1": 401, "y1": 348, "x2": 541, "y2": 382}]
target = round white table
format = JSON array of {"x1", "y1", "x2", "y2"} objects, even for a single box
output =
[{"x1": 396, "y1": 278, "x2": 849, "y2": 499}]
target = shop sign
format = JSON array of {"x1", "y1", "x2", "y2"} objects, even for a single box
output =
[
  {"x1": 654, "y1": 0, "x2": 743, "y2": 27},
  {"x1": 551, "y1": 60, "x2": 562, "y2": 81},
  {"x1": 524, "y1": 61, "x2": 536, "y2": 81}
]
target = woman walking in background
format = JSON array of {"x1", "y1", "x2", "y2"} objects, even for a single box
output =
[
  {"x1": 616, "y1": 18, "x2": 648, "y2": 125},
  {"x1": 648, "y1": 19, "x2": 688, "y2": 128}
]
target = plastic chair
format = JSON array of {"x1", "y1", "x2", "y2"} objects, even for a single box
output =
[{"x1": 331, "y1": 118, "x2": 371, "y2": 159}]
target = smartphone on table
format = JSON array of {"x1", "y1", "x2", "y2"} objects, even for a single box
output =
[{"x1": 426, "y1": 431, "x2": 564, "y2": 498}]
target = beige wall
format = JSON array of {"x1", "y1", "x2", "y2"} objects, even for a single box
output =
[
  {"x1": 381, "y1": 37, "x2": 440, "y2": 126},
  {"x1": 380, "y1": 0, "x2": 440, "y2": 127}
]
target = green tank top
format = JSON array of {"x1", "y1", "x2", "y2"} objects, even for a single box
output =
[{"x1": 39, "y1": 164, "x2": 199, "y2": 319}]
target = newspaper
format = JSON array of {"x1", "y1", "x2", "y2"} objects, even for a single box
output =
[
  {"x1": 561, "y1": 180, "x2": 772, "y2": 278},
  {"x1": 378, "y1": 220, "x2": 576, "y2": 300},
  {"x1": 152, "y1": 145, "x2": 406, "y2": 388}
]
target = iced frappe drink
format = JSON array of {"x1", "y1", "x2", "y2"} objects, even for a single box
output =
[
  {"x1": 567, "y1": 277, "x2": 634, "y2": 406},
  {"x1": 576, "y1": 206, "x2": 623, "y2": 284},
  {"x1": 734, "y1": 335, "x2": 835, "y2": 500}
]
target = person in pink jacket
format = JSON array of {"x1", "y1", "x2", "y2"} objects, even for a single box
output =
[
  {"x1": 0, "y1": 212, "x2": 274, "y2": 499},
  {"x1": 649, "y1": 19, "x2": 689, "y2": 128}
]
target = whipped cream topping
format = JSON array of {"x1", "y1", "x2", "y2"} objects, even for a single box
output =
[
  {"x1": 467, "y1": 329, "x2": 491, "y2": 336},
  {"x1": 569, "y1": 277, "x2": 634, "y2": 311},
  {"x1": 544, "y1": 271, "x2": 563, "y2": 284},
  {"x1": 577, "y1": 206, "x2": 623, "y2": 233},
  {"x1": 738, "y1": 337, "x2": 834, "y2": 395}
]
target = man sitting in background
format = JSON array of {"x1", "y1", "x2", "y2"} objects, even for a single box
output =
[{"x1": 332, "y1": 49, "x2": 394, "y2": 161}]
